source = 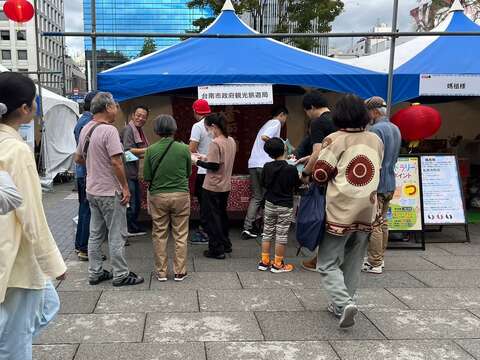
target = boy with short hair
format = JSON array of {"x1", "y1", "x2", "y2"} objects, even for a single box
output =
[{"x1": 258, "y1": 138, "x2": 301, "y2": 273}]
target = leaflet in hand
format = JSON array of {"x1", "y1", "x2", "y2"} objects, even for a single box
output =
[{"x1": 124, "y1": 150, "x2": 139, "y2": 162}]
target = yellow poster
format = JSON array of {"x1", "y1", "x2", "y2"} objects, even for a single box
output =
[{"x1": 388, "y1": 157, "x2": 423, "y2": 231}]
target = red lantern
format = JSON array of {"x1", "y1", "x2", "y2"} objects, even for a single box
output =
[
  {"x1": 3, "y1": 0, "x2": 35, "y2": 23},
  {"x1": 391, "y1": 104, "x2": 442, "y2": 141}
]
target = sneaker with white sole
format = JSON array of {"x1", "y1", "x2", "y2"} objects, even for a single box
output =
[
  {"x1": 242, "y1": 229, "x2": 258, "y2": 239},
  {"x1": 174, "y1": 273, "x2": 188, "y2": 282},
  {"x1": 339, "y1": 304, "x2": 358, "y2": 328},
  {"x1": 327, "y1": 302, "x2": 342, "y2": 318},
  {"x1": 257, "y1": 261, "x2": 271, "y2": 271},
  {"x1": 362, "y1": 261, "x2": 383, "y2": 274},
  {"x1": 270, "y1": 262, "x2": 294, "y2": 273},
  {"x1": 155, "y1": 273, "x2": 168, "y2": 282}
]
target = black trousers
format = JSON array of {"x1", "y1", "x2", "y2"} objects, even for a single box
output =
[
  {"x1": 202, "y1": 189, "x2": 231, "y2": 255},
  {"x1": 195, "y1": 174, "x2": 208, "y2": 231}
]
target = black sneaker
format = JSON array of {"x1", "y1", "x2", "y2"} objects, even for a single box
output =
[
  {"x1": 203, "y1": 250, "x2": 226, "y2": 259},
  {"x1": 241, "y1": 229, "x2": 258, "y2": 239},
  {"x1": 191, "y1": 231, "x2": 208, "y2": 245},
  {"x1": 112, "y1": 272, "x2": 145, "y2": 287},
  {"x1": 127, "y1": 229, "x2": 147, "y2": 237},
  {"x1": 89, "y1": 270, "x2": 113, "y2": 285},
  {"x1": 174, "y1": 273, "x2": 188, "y2": 282}
]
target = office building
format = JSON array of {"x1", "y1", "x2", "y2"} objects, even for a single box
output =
[
  {"x1": 0, "y1": 0, "x2": 80, "y2": 94},
  {"x1": 240, "y1": 0, "x2": 329, "y2": 55},
  {"x1": 83, "y1": 0, "x2": 213, "y2": 71}
]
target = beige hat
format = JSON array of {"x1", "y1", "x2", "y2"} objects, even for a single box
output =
[{"x1": 365, "y1": 96, "x2": 387, "y2": 110}]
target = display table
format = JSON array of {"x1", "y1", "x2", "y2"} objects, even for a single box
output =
[{"x1": 140, "y1": 175, "x2": 252, "y2": 216}]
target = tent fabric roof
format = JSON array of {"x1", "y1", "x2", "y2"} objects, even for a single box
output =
[
  {"x1": 98, "y1": 5, "x2": 386, "y2": 102},
  {"x1": 345, "y1": 2, "x2": 480, "y2": 103}
]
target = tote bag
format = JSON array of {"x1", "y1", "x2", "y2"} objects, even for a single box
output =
[{"x1": 296, "y1": 184, "x2": 326, "y2": 253}]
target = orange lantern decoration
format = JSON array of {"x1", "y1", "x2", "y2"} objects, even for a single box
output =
[
  {"x1": 392, "y1": 104, "x2": 442, "y2": 142},
  {"x1": 3, "y1": 0, "x2": 35, "y2": 23}
]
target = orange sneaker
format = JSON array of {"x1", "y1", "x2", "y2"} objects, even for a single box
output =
[
  {"x1": 257, "y1": 261, "x2": 271, "y2": 271},
  {"x1": 271, "y1": 262, "x2": 294, "y2": 273}
]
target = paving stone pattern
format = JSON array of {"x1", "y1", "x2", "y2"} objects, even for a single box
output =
[{"x1": 33, "y1": 183, "x2": 480, "y2": 359}]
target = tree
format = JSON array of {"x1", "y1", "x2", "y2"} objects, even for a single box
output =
[
  {"x1": 187, "y1": 0, "x2": 344, "y2": 52},
  {"x1": 412, "y1": 0, "x2": 480, "y2": 31},
  {"x1": 85, "y1": 49, "x2": 130, "y2": 73},
  {"x1": 138, "y1": 37, "x2": 157, "y2": 57}
]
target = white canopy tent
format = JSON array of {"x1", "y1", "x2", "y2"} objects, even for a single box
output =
[{"x1": 0, "y1": 65, "x2": 80, "y2": 185}]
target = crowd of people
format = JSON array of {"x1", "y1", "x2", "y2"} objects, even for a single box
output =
[{"x1": 0, "y1": 71, "x2": 402, "y2": 358}]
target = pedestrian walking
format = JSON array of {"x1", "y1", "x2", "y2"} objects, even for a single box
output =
[
  {"x1": 301, "y1": 94, "x2": 383, "y2": 328},
  {"x1": 0, "y1": 72, "x2": 66, "y2": 359},
  {"x1": 121, "y1": 105, "x2": 150, "y2": 237},
  {"x1": 257, "y1": 138, "x2": 301, "y2": 273},
  {"x1": 192, "y1": 113, "x2": 237, "y2": 259},
  {"x1": 75, "y1": 92, "x2": 144, "y2": 287},
  {"x1": 189, "y1": 99, "x2": 212, "y2": 245},
  {"x1": 297, "y1": 92, "x2": 337, "y2": 272},
  {"x1": 362, "y1": 96, "x2": 401, "y2": 274},
  {"x1": 73, "y1": 90, "x2": 99, "y2": 261},
  {"x1": 144, "y1": 115, "x2": 192, "y2": 282},
  {"x1": 242, "y1": 106, "x2": 289, "y2": 239}
]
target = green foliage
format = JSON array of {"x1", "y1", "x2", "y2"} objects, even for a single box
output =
[
  {"x1": 187, "y1": 0, "x2": 344, "y2": 52},
  {"x1": 138, "y1": 37, "x2": 157, "y2": 57}
]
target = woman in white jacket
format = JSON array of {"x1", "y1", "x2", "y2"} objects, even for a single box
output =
[{"x1": 0, "y1": 72, "x2": 67, "y2": 359}]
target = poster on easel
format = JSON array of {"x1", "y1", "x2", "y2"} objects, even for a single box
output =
[
  {"x1": 421, "y1": 155, "x2": 466, "y2": 225},
  {"x1": 388, "y1": 156, "x2": 423, "y2": 231}
]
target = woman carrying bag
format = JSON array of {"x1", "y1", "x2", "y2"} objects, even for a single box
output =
[{"x1": 144, "y1": 115, "x2": 192, "y2": 282}]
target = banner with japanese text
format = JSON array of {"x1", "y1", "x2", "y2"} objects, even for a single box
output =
[
  {"x1": 388, "y1": 156, "x2": 423, "y2": 231},
  {"x1": 198, "y1": 84, "x2": 273, "y2": 105}
]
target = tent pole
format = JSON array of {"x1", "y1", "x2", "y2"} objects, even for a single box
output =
[
  {"x1": 386, "y1": 0, "x2": 399, "y2": 116},
  {"x1": 91, "y1": 0, "x2": 97, "y2": 90}
]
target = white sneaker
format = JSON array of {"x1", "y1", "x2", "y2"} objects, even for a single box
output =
[
  {"x1": 362, "y1": 261, "x2": 383, "y2": 274},
  {"x1": 339, "y1": 304, "x2": 358, "y2": 328},
  {"x1": 155, "y1": 275, "x2": 167, "y2": 282}
]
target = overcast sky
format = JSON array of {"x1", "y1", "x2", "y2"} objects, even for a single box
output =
[{"x1": 64, "y1": 0, "x2": 421, "y2": 56}]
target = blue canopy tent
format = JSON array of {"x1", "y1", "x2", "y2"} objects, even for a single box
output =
[
  {"x1": 98, "y1": 0, "x2": 386, "y2": 102},
  {"x1": 347, "y1": 0, "x2": 480, "y2": 104}
]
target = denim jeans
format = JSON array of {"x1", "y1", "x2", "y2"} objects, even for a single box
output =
[
  {"x1": 75, "y1": 177, "x2": 90, "y2": 252},
  {"x1": 0, "y1": 281, "x2": 60, "y2": 360},
  {"x1": 87, "y1": 193, "x2": 129, "y2": 281},
  {"x1": 127, "y1": 179, "x2": 141, "y2": 232},
  {"x1": 244, "y1": 168, "x2": 265, "y2": 231}
]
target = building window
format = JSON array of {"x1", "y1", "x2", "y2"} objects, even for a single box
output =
[
  {"x1": 18, "y1": 68, "x2": 28, "y2": 72},
  {"x1": 1, "y1": 50, "x2": 11, "y2": 60},
  {"x1": 1, "y1": 30, "x2": 10, "y2": 41},
  {"x1": 0, "y1": 11, "x2": 7, "y2": 21},
  {"x1": 17, "y1": 30, "x2": 26, "y2": 41},
  {"x1": 17, "y1": 50, "x2": 28, "y2": 60}
]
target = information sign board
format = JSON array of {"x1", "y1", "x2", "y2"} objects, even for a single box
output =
[{"x1": 198, "y1": 84, "x2": 273, "y2": 105}]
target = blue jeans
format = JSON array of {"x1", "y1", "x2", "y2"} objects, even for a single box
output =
[
  {"x1": 0, "y1": 281, "x2": 60, "y2": 360},
  {"x1": 75, "y1": 177, "x2": 90, "y2": 252},
  {"x1": 127, "y1": 179, "x2": 141, "y2": 232}
]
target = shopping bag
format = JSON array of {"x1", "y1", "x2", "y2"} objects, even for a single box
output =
[{"x1": 295, "y1": 184, "x2": 326, "y2": 254}]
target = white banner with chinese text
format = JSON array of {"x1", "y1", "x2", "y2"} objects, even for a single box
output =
[
  {"x1": 198, "y1": 84, "x2": 273, "y2": 105},
  {"x1": 419, "y1": 74, "x2": 480, "y2": 96}
]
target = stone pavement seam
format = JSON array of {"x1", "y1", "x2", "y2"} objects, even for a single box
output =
[
  {"x1": 196, "y1": 289, "x2": 201, "y2": 312},
  {"x1": 405, "y1": 270, "x2": 433, "y2": 288},
  {"x1": 203, "y1": 341, "x2": 209, "y2": 360},
  {"x1": 455, "y1": 340, "x2": 480, "y2": 360},
  {"x1": 384, "y1": 287, "x2": 415, "y2": 310},
  {"x1": 235, "y1": 271, "x2": 244, "y2": 289},
  {"x1": 327, "y1": 340, "x2": 347, "y2": 360},
  {"x1": 419, "y1": 255, "x2": 449, "y2": 270},
  {"x1": 140, "y1": 312, "x2": 149, "y2": 343},
  {"x1": 252, "y1": 311, "x2": 267, "y2": 342},
  {"x1": 91, "y1": 290, "x2": 103, "y2": 314},
  {"x1": 360, "y1": 310, "x2": 390, "y2": 340}
]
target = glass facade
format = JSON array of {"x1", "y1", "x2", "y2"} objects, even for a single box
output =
[{"x1": 84, "y1": 0, "x2": 212, "y2": 69}]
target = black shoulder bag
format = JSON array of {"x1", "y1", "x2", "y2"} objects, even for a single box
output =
[
  {"x1": 149, "y1": 140, "x2": 174, "y2": 191},
  {"x1": 82, "y1": 123, "x2": 104, "y2": 159}
]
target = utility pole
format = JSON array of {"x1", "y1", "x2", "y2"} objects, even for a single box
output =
[
  {"x1": 91, "y1": 0, "x2": 97, "y2": 90},
  {"x1": 386, "y1": 0, "x2": 399, "y2": 116}
]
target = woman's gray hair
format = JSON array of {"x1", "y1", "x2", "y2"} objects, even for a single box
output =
[
  {"x1": 377, "y1": 107, "x2": 387, "y2": 116},
  {"x1": 154, "y1": 114, "x2": 177, "y2": 136},
  {"x1": 90, "y1": 92, "x2": 116, "y2": 114}
]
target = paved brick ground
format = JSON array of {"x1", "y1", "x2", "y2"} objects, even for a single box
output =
[{"x1": 35, "y1": 182, "x2": 480, "y2": 360}]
